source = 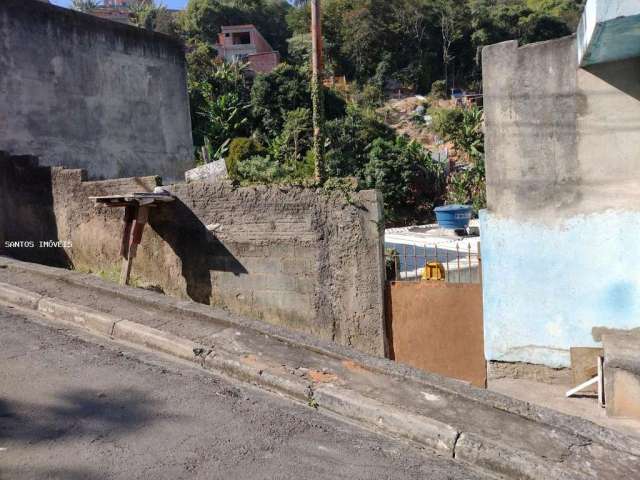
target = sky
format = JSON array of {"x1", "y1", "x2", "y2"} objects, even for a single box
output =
[{"x1": 51, "y1": 1, "x2": 189, "y2": 9}]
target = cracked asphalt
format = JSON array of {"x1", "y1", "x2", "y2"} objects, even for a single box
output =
[{"x1": 0, "y1": 305, "x2": 488, "y2": 480}]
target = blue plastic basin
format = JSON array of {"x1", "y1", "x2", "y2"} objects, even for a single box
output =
[{"x1": 434, "y1": 204, "x2": 472, "y2": 229}]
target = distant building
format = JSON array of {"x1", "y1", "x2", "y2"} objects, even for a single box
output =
[
  {"x1": 90, "y1": 1, "x2": 155, "y2": 25},
  {"x1": 214, "y1": 25, "x2": 280, "y2": 74},
  {"x1": 90, "y1": 6, "x2": 131, "y2": 24},
  {"x1": 103, "y1": 0, "x2": 137, "y2": 6}
]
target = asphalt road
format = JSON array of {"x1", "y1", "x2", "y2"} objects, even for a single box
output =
[{"x1": 0, "y1": 305, "x2": 488, "y2": 480}]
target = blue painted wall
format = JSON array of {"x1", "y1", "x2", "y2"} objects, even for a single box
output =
[{"x1": 480, "y1": 210, "x2": 640, "y2": 367}]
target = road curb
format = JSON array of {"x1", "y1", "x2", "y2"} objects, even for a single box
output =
[
  {"x1": 201, "y1": 352, "x2": 459, "y2": 455},
  {"x1": 112, "y1": 320, "x2": 205, "y2": 362},
  {"x1": 3, "y1": 255, "x2": 640, "y2": 462},
  {"x1": 1, "y1": 274, "x2": 640, "y2": 479},
  {"x1": 0, "y1": 281, "x2": 461, "y2": 463},
  {"x1": 455, "y1": 432, "x2": 572, "y2": 480},
  {"x1": 0, "y1": 282, "x2": 43, "y2": 310},
  {"x1": 313, "y1": 383, "x2": 459, "y2": 455},
  {"x1": 37, "y1": 297, "x2": 119, "y2": 336}
]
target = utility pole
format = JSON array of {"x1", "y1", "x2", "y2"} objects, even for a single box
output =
[{"x1": 310, "y1": 0, "x2": 325, "y2": 183}]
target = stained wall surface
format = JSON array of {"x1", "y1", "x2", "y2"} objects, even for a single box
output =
[
  {"x1": 0, "y1": 0, "x2": 193, "y2": 181},
  {"x1": 0, "y1": 154, "x2": 388, "y2": 357},
  {"x1": 481, "y1": 36, "x2": 640, "y2": 367}
]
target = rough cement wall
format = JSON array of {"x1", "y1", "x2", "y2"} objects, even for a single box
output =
[
  {"x1": 481, "y1": 37, "x2": 640, "y2": 367},
  {"x1": 0, "y1": 155, "x2": 387, "y2": 357},
  {"x1": 0, "y1": 152, "x2": 72, "y2": 267},
  {"x1": 483, "y1": 36, "x2": 640, "y2": 217},
  {"x1": 0, "y1": 0, "x2": 193, "y2": 181}
]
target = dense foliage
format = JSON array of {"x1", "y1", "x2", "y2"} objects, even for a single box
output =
[
  {"x1": 286, "y1": 0, "x2": 582, "y2": 92},
  {"x1": 127, "y1": 0, "x2": 584, "y2": 224}
]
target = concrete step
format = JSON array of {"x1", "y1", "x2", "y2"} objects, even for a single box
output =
[{"x1": 603, "y1": 331, "x2": 640, "y2": 420}]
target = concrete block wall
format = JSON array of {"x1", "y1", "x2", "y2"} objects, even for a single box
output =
[
  {"x1": 0, "y1": 154, "x2": 388, "y2": 357},
  {"x1": 249, "y1": 52, "x2": 280, "y2": 73},
  {"x1": 603, "y1": 331, "x2": 640, "y2": 419},
  {"x1": 481, "y1": 36, "x2": 640, "y2": 367},
  {"x1": 0, "y1": 0, "x2": 193, "y2": 182}
]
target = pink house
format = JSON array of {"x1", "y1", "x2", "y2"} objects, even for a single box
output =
[{"x1": 214, "y1": 25, "x2": 280, "y2": 74}]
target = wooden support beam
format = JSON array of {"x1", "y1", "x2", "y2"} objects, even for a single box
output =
[
  {"x1": 120, "y1": 205, "x2": 136, "y2": 259},
  {"x1": 119, "y1": 205, "x2": 149, "y2": 286}
]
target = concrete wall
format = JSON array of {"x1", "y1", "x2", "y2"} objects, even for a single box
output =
[
  {"x1": 481, "y1": 36, "x2": 640, "y2": 367},
  {"x1": 0, "y1": 154, "x2": 388, "y2": 357},
  {"x1": 0, "y1": 0, "x2": 193, "y2": 181}
]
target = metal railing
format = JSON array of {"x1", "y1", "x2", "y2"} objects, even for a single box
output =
[{"x1": 385, "y1": 241, "x2": 482, "y2": 284}]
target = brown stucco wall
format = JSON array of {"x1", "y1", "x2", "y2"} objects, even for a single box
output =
[
  {"x1": 0, "y1": 154, "x2": 387, "y2": 356},
  {"x1": 387, "y1": 281, "x2": 486, "y2": 387}
]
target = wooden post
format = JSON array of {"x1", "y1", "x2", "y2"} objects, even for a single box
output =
[
  {"x1": 310, "y1": 0, "x2": 325, "y2": 183},
  {"x1": 119, "y1": 205, "x2": 149, "y2": 286},
  {"x1": 120, "y1": 205, "x2": 136, "y2": 259}
]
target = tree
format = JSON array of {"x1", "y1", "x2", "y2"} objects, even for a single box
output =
[
  {"x1": 70, "y1": 0, "x2": 100, "y2": 12},
  {"x1": 430, "y1": 105, "x2": 484, "y2": 162},
  {"x1": 128, "y1": 1, "x2": 178, "y2": 36},
  {"x1": 310, "y1": 0, "x2": 324, "y2": 182},
  {"x1": 250, "y1": 63, "x2": 345, "y2": 141},
  {"x1": 435, "y1": 0, "x2": 465, "y2": 91},
  {"x1": 362, "y1": 137, "x2": 445, "y2": 225},
  {"x1": 187, "y1": 53, "x2": 252, "y2": 156}
]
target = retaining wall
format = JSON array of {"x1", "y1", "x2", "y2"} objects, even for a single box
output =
[{"x1": 0, "y1": 153, "x2": 387, "y2": 356}]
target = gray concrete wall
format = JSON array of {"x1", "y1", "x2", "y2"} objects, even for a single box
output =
[
  {"x1": 480, "y1": 36, "x2": 640, "y2": 367},
  {"x1": 0, "y1": 0, "x2": 193, "y2": 181},
  {"x1": 483, "y1": 35, "x2": 640, "y2": 219},
  {"x1": 0, "y1": 154, "x2": 388, "y2": 357}
]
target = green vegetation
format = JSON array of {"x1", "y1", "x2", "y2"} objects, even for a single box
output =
[
  {"x1": 70, "y1": 0, "x2": 100, "y2": 12},
  {"x1": 285, "y1": 0, "x2": 582, "y2": 92},
  {"x1": 129, "y1": 1, "x2": 178, "y2": 36},
  {"x1": 129, "y1": 0, "x2": 583, "y2": 224},
  {"x1": 430, "y1": 105, "x2": 484, "y2": 162}
]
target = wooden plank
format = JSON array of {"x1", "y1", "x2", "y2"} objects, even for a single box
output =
[
  {"x1": 598, "y1": 355, "x2": 605, "y2": 407},
  {"x1": 387, "y1": 282, "x2": 486, "y2": 388},
  {"x1": 120, "y1": 205, "x2": 135, "y2": 259},
  {"x1": 570, "y1": 347, "x2": 603, "y2": 393},
  {"x1": 566, "y1": 376, "x2": 598, "y2": 397},
  {"x1": 119, "y1": 206, "x2": 149, "y2": 286}
]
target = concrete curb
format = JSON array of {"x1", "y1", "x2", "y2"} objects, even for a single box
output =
[
  {"x1": 0, "y1": 282, "x2": 43, "y2": 310},
  {"x1": 0, "y1": 283, "x2": 640, "y2": 480},
  {"x1": 38, "y1": 298, "x2": 119, "y2": 336},
  {"x1": 0, "y1": 280, "x2": 461, "y2": 464},
  {"x1": 4, "y1": 259, "x2": 640, "y2": 461},
  {"x1": 202, "y1": 352, "x2": 459, "y2": 457},
  {"x1": 112, "y1": 320, "x2": 204, "y2": 362},
  {"x1": 313, "y1": 383, "x2": 459, "y2": 455},
  {"x1": 4, "y1": 279, "x2": 640, "y2": 478},
  {"x1": 455, "y1": 433, "x2": 573, "y2": 480}
]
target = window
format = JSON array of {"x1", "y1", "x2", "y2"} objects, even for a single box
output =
[{"x1": 232, "y1": 32, "x2": 251, "y2": 45}]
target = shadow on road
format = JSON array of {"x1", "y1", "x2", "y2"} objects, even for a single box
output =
[
  {"x1": 0, "y1": 387, "x2": 178, "y2": 444},
  {"x1": 0, "y1": 466, "x2": 101, "y2": 480}
]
